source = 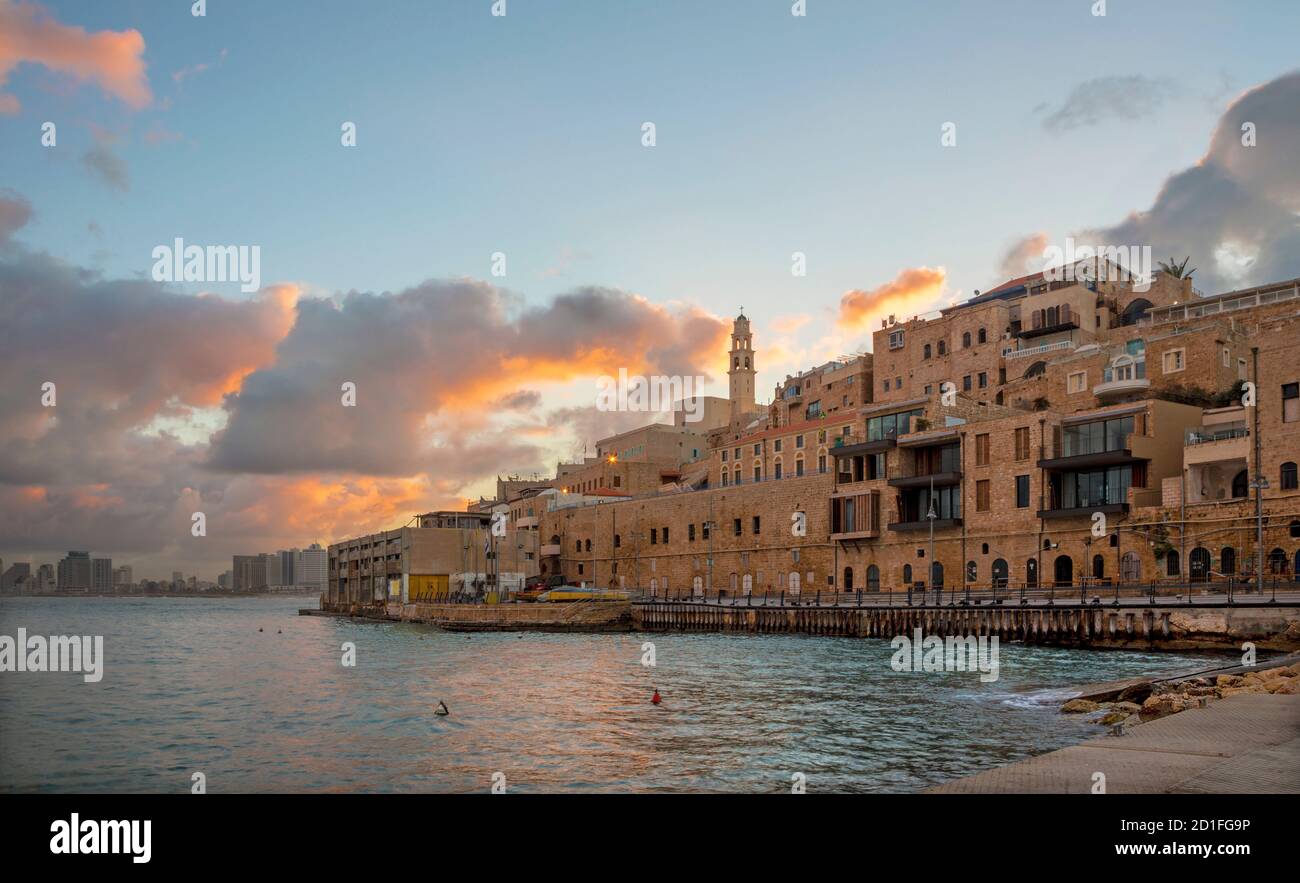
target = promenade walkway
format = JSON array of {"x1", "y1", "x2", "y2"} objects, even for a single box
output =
[{"x1": 928, "y1": 693, "x2": 1300, "y2": 793}]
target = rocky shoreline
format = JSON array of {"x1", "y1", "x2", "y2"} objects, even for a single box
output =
[{"x1": 1061, "y1": 657, "x2": 1300, "y2": 733}]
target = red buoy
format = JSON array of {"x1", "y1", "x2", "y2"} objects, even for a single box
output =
[{"x1": 651, "y1": 689, "x2": 662, "y2": 705}]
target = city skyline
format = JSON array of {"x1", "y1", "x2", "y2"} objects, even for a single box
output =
[{"x1": 2, "y1": 0, "x2": 1299, "y2": 577}]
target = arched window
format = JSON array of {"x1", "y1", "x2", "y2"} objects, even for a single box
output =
[
  {"x1": 1189, "y1": 547, "x2": 1210, "y2": 582},
  {"x1": 692, "y1": 576, "x2": 703, "y2": 596},
  {"x1": 843, "y1": 567, "x2": 854, "y2": 591},
  {"x1": 1024, "y1": 360, "x2": 1047, "y2": 379},
  {"x1": 1268, "y1": 548, "x2": 1287, "y2": 574},
  {"x1": 902, "y1": 564, "x2": 912, "y2": 585},
  {"x1": 1025, "y1": 558, "x2": 1038, "y2": 588},
  {"x1": 1166, "y1": 550, "x2": 1180, "y2": 576},
  {"x1": 1120, "y1": 298, "x2": 1153, "y2": 326},
  {"x1": 743, "y1": 573, "x2": 754, "y2": 595},
  {"x1": 966, "y1": 561, "x2": 977, "y2": 583},
  {"x1": 649, "y1": 578, "x2": 657, "y2": 595},
  {"x1": 978, "y1": 327, "x2": 987, "y2": 344},
  {"x1": 930, "y1": 561, "x2": 944, "y2": 589},
  {"x1": 962, "y1": 331, "x2": 971, "y2": 348},
  {"x1": 1232, "y1": 470, "x2": 1249, "y2": 498},
  {"x1": 585, "y1": 539, "x2": 591, "y2": 552},
  {"x1": 614, "y1": 533, "x2": 621, "y2": 548},
  {"x1": 992, "y1": 558, "x2": 1008, "y2": 588},
  {"x1": 1092, "y1": 554, "x2": 1105, "y2": 580},
  {"x1": 1121, "y1": 551, "x2": 1140, "y2": 583},
  {"x1": 866, "y1": 565, "x2": 879, "y2": 590},
  {"x1": 938, "y1": 340, "x2": 946, "y2": 356},
  {"x1": 923, "y1": 344, "x2": 932, "y2": 359},
  {"x1": 1220, "y1": 547, "x2": 1236, "y2": 575},
  {"x1": 789, "y1": 571, "x2": 801, "y2": 594},
  {"x1": 575, "y1": 540, "x2": 581, "y2": 552},
  {"x1": 1282, "y1": 462, "x2": 1298, "y2": 490},
  {"x1": 1054, "y1": 555, "x2": 1073, "y2": 587}
]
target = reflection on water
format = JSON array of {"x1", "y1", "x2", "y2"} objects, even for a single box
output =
[{"x1": 0, "y1": 596, "x2": 1229, "y2": 793}]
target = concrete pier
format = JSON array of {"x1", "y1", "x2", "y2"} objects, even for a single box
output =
[{"x1": 631, "y1": 601, "x2": 1300, "y2": 650}]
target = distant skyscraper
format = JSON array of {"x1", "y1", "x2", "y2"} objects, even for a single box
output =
[
  {"x1": 232, "y1": 555, "x2": 266, "y2": 591},
  {"x1": 113, "y1": 565, "x2": 133, "y2": 586},
  {"x1": 279, "y1": 549, "x2": 296, "y2": 587},
  {"x1": 57, "y1": 551, "x2": 92, "y2": 592},
  {"x1": 92, "y1": 558, "x2": 112, "y2": 593},
  {"x1": 1, "y1": 563, "x2": 31, "y2": 594},
  {"x1": 36, "y1": 563, "x2": 55, "y2": 593},
  {"x1": 295, "y1": 544, "x2": 327, "y2": 593},
  {"x1": 263, "y1": 553, "x2": 282, "y2": 587}
]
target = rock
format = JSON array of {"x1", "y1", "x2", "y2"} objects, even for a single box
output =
[
  {"x1": 1241, "y1": 672, "x2": 1265, "y2": 686},
  {"x1": 1258, "y1": 666, "x2": 1290, "y2": 680},
  {"x1": 1215, "y1": 675, "x2": 1242, "y2": 687},
  {"x1": 1140, "y1": 695, "x2": 1182, "y2": 719},
  {"x1": 1274, "y1": 679, "x2": 1300, "y2": 695},
  {"x1": 1061, "y1": 698, "x2": 1101, "y2": 713},
  {"x1": 1112, "y1": 701, "x2": 1142, "y2": 713},
  {"x1": 1098, "y1": 710, "x2": 1129, "y2": 725},
  {"x1": 1117, "y1": 682, "x2": 1155, "y2": 703}
]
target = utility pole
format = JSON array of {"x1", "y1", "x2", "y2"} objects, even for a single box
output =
[
  {"x1": 707, "y1": 493, "x2": 714, "y2": 601},
  {"x1": 1251, "y1": 346, "x2": 1265, "y2": 592}
]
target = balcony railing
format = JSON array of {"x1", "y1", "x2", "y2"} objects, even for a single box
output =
[
  {"x1": 1185, "y1": 426, "x2": 1249, "y2": 446},
  {"x1": 1002, "y1": 339, "x2": 1075, "y2": 360}
]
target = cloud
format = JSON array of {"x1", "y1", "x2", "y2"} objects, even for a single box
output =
[
  {"x1": 836, "y1": 266, "x2": 947, "y2": 334},
  {"x1": 995, "y1": 232, "x2": 1050, "y2": 282},
  {"x1": 141, "y1": 121, "x2": 183, "y2": 146},
  {"x1": 207, "y1": 281, "x2": 726, "y2": 476},
  {"x1": 0, "y1": 0, "x2": 151, "y2": 113},
  {"x1": 1040, "y1": 75, "x2": 1179, "y2": 133},
  {"x1": 81, "y1": 131, "x2": 128, "y2": 190},
  {"x1": 1079, "y1": 70, "x2": 1300, "y2": 293},
  {"x1": 496, "y1": 389, "x2": 542, "y2": 411},
  {"x1": 0, "y1": 189, "x2": 32, "y2": 244},
  {"x1": 770, "y1": 313, "x2": 811, "y2": 334}
]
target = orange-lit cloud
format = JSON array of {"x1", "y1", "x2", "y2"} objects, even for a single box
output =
[
  {"x1": 0, "y1": 1, "x2": 151, "y2": 113},
  {"x1": 836, "y1": 266, "x2": 947, "y2": 333}
]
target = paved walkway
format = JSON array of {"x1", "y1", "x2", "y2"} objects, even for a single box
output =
[{"x1": 928, "y1": 694, "x2": 1300, "y2": 793}]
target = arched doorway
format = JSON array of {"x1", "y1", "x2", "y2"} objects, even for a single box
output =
[
  {"x1": 866, "y1": 565, "x2": 879, "y2": 590},
  {"x1": 692, "y1": 576, "x2": 703, "y2": 597},
  {"x1": 930, "y1": 562, "x2": 945, "y2": 589},
  {"x1": 1268, "y1": 548, "x2": 1287, "y2": 574},
  {"x1": 1092, "y1": 554, "x2": 1105, "y2": 580},
  {"x1": 1232, "y1": 470, "x2": 1249, "y2": 499},
  {"x1": 788, "y1": 571, "x2": 801, "y2": 594},
  {"x1": 742, "y1": 573, "x2": 754, "y2": 596},
  {"x1": 992, "y1": 559, "x2": 1008, "y2": 588},
  {"x1": 1121, "y1": 551, "x2": 1140, "y2": 583},
  {"x1": 902, "y1": 564, "x2": 912, "y2": 585},
  {"x1": 1220, "y1": 547, "x2": 1236, "y2": 575},
  {"x1": 1189, "y1": 547, "x2": 1211, "y2": 582},
  {"x1": 1054, "y1": 555, "x2": 1073, "y2": 587},
  {"x1": 843, "y1": 567, "x2": 853, "y2": 591},
  {"x1": 1026, "y1": 558, "x2": 1038, "y2": 588},
  {"x1": 1166, "y1": 550, "x2": 1180, "y2": 576}
]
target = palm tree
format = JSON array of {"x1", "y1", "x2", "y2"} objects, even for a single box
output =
[{"x1": 1157, "y1": 256, "x2": 1197, "y2": 279}]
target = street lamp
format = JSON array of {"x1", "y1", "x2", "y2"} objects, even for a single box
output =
[
  {"x1": 1250, "y1": 476, "x2": 1269, "y2": 594},
  {"x1": 926, "y1": 477, "x2": 939, "y2": 605}
]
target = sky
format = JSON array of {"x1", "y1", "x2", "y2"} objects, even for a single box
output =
[{"x1": 2, "y1": 0, "x2": 1299, "y2": 579}]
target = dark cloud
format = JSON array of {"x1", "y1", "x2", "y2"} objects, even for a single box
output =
[
  {"x1": 1080, "y1": 70, "x2": 1300, "y2": 293},
  {"x1": 82, "y1": 138, "x2": 129, "y2": 191},
  {"x1": 1041, "y1": 75, "x2": 1179, "y2": 133},
  {"x1": 0, "y1": 190, "x2": 32, "y2": 244}
]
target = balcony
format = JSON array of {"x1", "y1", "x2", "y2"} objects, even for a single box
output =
[
  {"x1": 1092, "y1": 377, "x2": 1150, "y2": 399},
  {"x1": 887, "y1": 518, "x2": 962, "y2": 532},
  {"x1": 1018, "y1": 319, "x2": 1079, "y2": 340},
  {"x1": 1037, "y1": 502, "x2": 1128, "y2": 520},
  {"x1": 516, "y1": 515, "x2": 539, "y2": 529},
  {"x1": 1003, "y1": 339, "x2": 1076, "y2": 360},
  {"x1": 887, "y1": 469, "x2": 962, "y2": 489}
]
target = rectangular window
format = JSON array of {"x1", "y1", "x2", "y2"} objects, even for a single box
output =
[
  {"x1": 688, "y1": 524, "x2": 696, "y2": 542},
  {"x1": 1284, "y1": 383, "x2": 1299, "y2": 423},
  {"x1": 1014, "y1": 426, "x2": 1030, "y2": 461},
  {"x1": 795, "y1": 435, "x2": 804, "y2": 449},
  {"x1": 662, "y1": 527, "x2": 669, "y2": 544},
  {"x1": 650, "y1": 528, "x2": 657, "y2": 545},
  {"x1": 795, "y1": 458, "x2": 804, "y2": 477},
  {"x1": 721, "y1": 450, "x2": 728, "y2": 462},
  {"x1": 1068, "y1": 371, "x2": 1086, "y2": 393},
  {"x1": 1016, "y1": 474, "x2": 1030, "y2": 508},
  {"x1": 774, "y1": 439, "x2": 783, "y2": 453},
  {"x1": 818, "y1": 454, "x2": 826, "y2": 473},
  {"x1": 889, "y1": 330, "x2": 905, "y2": 349},
  {"x1": 976, "y1": 479, "x2": 990, "y2": 512},
  {"x1": 1163, "y1": 348, "x2": 1185, "y2": 373},
  {"x1": 733, "y1": 518, "x2": 742, "y2": 537},
  {"x1": 1222, "y1": 347, "x2": 1231, "y2": 368},
  {"x1": 975, "y1": 433, "x2": 989, "y2": 466},
  {"x1": 752, "y1": 516, "x2": 761, "y2": 535},
  {"x1": 978, "y1": 372, "x2": 987, "y2": 389},
  {"x1": 1238, "y1": 358, "x2": 1247, "y2": 382},
  {"x1": 963, "y1": 375, "x2": 972, "y2": 392},
  {"x1": 702, "y1": 522, "x2": 710, "y2": 540}
]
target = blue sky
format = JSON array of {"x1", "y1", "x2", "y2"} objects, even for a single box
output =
[{"x1": 9, "y1": 1, "x2": 1298, "y2": 360}]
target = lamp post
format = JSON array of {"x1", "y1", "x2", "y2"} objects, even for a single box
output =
[{"x1": 926, "y1": 475, "x2": 938, "y2": 606}]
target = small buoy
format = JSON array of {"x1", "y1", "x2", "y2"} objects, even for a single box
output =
[
  {"x1": 435, "y1": 701, "x2": 450, "y2": 716},
  {"x1": 651, "y1": 689, "x2": 662, "y2": 706},
  {"x1": 277, "y1": 629, "x2": 282, "y2": 634},
  {"x1": 258, "y1": 628, "x2": 263, "y2": 633}
]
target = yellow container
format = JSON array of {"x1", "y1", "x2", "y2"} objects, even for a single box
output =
[{"x1": 409, "y1": 574, "x2": 449, "y2": 601}]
